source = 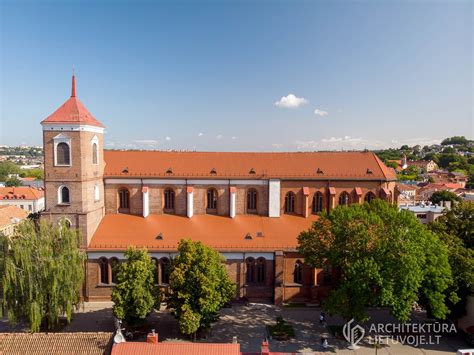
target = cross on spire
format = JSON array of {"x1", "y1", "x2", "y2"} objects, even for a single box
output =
[{"x1": 71, "y1": 71, "x2": 76, "y2": 97}]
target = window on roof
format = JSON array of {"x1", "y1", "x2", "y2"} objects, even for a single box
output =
[
  {"x1": 364, "y1": 192, "x2": 376, "y2": 203},
  {"x1": 312, "y1": 192, "x2": 324, "y2": 213},
  {"x1": 338, "y1": 191, "x2": 350, "y2": 206},
  {"x1": 284, "y1": 192, "x2": 296, "y2": 214},
  {"x1": 92, "y1": 142, "x2": 98, "y2": 165},
  {"x1": 247, "y1": 189, "x2": 257, "y2": 213},
  {"x1": 58, "y1": 186, "x2": 70, "y2": 204},
  {"x1": 207, "y1": 188, "x2": 217, "y2": 213},
  {"x1": 164, "y1": 188, "x2": 175, "y2": 212},
  {"x1": 294, "y1": 260, "x2": 303, "y2": 284},
  {"x1": 118, "y1": 188, "x2": 130, "y2": 211},
  {"x1": 56, "y1": 142, "x2": 71, "y2": 165}
]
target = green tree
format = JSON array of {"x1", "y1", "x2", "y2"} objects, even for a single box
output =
[
  {"x1": 168, "y1": 239, "x2": 235, "y2": 338},
  {"x1": 429, "y1": 202, "x2": 474, "y2": 319},
  {"x1": 0, "y1": 219, "x2": 85, "y2": 332},
  {"x1": 298, "y1": 200, "x2": 455, "y2": 322},
  {"x1": 441, "y1": 136, "x2": 471, "y2": 146},
  {"x1": 112, "y1": 247, "x2": 159, "y2": 325},
  {"x1": 5, "y1": 177, "x2": 21, "y2": 187},
  {"x1": 0, "y1": 161, "x2": 20, "y2": 181},
  {"x1": 429, "y1": 191, "x2": 461, "y2": 205}
]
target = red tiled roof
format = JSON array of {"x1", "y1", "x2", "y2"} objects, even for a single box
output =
[
  {"x1": 103, "y1": 151, "x2": 397, "y2": 180},
  {"x1": 0, "y1": 332, "x2": 113, "y2": 355},
  {"x1": 89, "y1": 214, "x2": 318, "y2": 252},
  {"x1": 41, "y1": 75, "x2": 104, "y2": 128},
  {"x1": 0, "y1": 186, "x2": 44, "y2": 200},
  {"x1": 112, "y1": 342, "x2": 241, "y2": 355},
  {"x1": 0, "y1": 205, "x2": 28, "y2": 227}
]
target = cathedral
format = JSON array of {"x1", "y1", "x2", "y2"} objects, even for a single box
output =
[{"x1": 41, "y1": 75, "x2": 396, "y2": 304}]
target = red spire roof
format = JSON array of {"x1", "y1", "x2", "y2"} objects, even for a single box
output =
[{"x1": 41, "y1": 75, "x2": 105, "y2": 127}]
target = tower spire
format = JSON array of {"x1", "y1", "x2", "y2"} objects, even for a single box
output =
[{"x1": 71, "y1": 70, "x2": 76, "y2": 97}]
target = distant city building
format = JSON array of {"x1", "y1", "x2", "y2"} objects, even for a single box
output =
[
  {"x1": 0, "y1": 205, "x2": 29, "y2": 236},
  {"x1": 400, "y1": 202, "x2": 449, "y2": 224},
  {"x1": 406, "y1": 160, "x2": 438, "y2": 173},
  {"x1": 0, "y1": 186, "x2": 45, "y2": 213},
  {"x1": 19, "y1": 177, "x2": 44, "y2": 189}
]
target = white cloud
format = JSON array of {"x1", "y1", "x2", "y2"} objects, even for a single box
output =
[
  {"x1": 314, "y1": 108, "x2": 328, "y2": 117},
  {"x1": 198, "y1": 132, "x2": 204, "y2": 137},
  {"x1": 274, "y1": 94, "x2": 308, "y2": 108},
  {"x1": 165, "y1": 136, "x2": 171, "y2": 141},
  {"x1": 231, "y1": 136, "x2": 236, "y2": 140},
  {"x1": 133, "y1": 139, "x2": 159, "y2": 147},
  {"x1": 272, "y1": 143, "x2": 283, "y2": 149},
  {"x1": 216, "y1": 134, "x2": 223, "y2": 140},
  {"x1": 337, "y1": 108, "x2": 343, "y2": 113}
]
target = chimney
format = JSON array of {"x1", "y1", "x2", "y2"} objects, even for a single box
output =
[
  {"x1": 261, "y1": 340, "x2": 270, "y2": 355},
  {"x1": 146, "y1": 329, "x2": 158, "y2": 344}
]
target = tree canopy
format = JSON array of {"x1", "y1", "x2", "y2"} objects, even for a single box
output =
[
  {"x1": 298, "y1": 199, "x2": 456, "y2": 322},
  {"x1": 429, "y1": 190, "x2": 461, "y2": 204},
  {"x1": 168, "y1": 239, "x2": 235, "y2": 337},
  {"x1": 429, "y1": 202, "x2": 474, "y2": 319},
  {"x1": 112, "y1": 247, "x2": 159, "y2": 325},
  {"x1": 0, "y1": 219, "x2": 85, "y2": 332}
]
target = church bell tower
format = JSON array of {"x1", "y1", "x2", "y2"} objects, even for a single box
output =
[{"x1": 41, "y1": 74, "x2": 105, "y2": 246}]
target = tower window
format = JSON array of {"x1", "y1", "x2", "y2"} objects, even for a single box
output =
[
  {"x1": 207, "y1": 188, "x2": 217, "y2": 213},
  {"x1": 164, "y1": 188, "x2": 175, "y2": 212},
  {"x1": 58, "y1": 186, "x2": 70, "y2": 204},
  {"x1": 284, "y1": 192, "x2": 296, "y2": 214},
  {"x1": 339, "y1": 192, "x2": 350, "y2": 206},
  {"x1": 92, "y1": 142, "x2": 98, "y2": 165},
  {"x1": 247, "y1": 189, "x2": 257, "y2": 213},
  {"x1": 118, "y1": 188, "x2": 130, "y2": 211},
  {"x1": 56, "y1": 142, "x2": 71, "y2": 165},
  {"x1": 312, "y1": 192, "x2": 324, "y2": 213}
]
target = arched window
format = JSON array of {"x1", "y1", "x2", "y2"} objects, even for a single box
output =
[
  {"x1": 59, "y1": 186, "x2": 70, "y2": 204},
  {"x1": 160, "y1": 257, "x2": 170, "y2": 284},
  {"x1": 207, "y1": 188, "x2": 217, "y2": 212},
  {"x1": 110, "y1": 257, "x2": 119, "y2": 284},
  {"x1": 256, "y1": 257, "x2": 266, "y2": 284},
  {"x1": 312, "y1": 192, "x2": 324, "y2": 213},
  {"x1": 118, "y1": 188, "x2": 130, "y2": 210},
  {"x1": 245, "y1": 257, "x2": 255, "y2": 284},
  {"x1": 285, "y1": 192, "x2": 295, "y2": 214},
  {"x1": 99, "y1": 257, "x2": 109, "y2": 284},
  {"x1": 56, "y1": 142, "x2": 70, "y2": 165},
  {"x1": 151, "y1": 258, "x2": 159, "y2": 284},
  {"x1": 339, "y1": 191, "x2": 350, "y2": 206},
  {"x1": 164, "y1": 189, "x2": 175, "y2": 211},
  {"x1": 92, "y1": 142, "x2": 98, "y2": 165},
  {"x1": 247, "y1": 189, "x2": 257, "y2": 213},
  {"x1": 364, "y1": 192, "x2": 376, "y2": 203},
  {"x1": 294, "y1": 260, "x2": 303, "y2": 284}
]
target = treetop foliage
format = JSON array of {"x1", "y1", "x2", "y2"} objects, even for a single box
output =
[
  {"x1": 298, "y1": 200, "x2": 455, "y2": 322},
  {"x1": 112, "y1": 247, "x2": 159, "y2": 325},
  {"x1": 168, "y1": 239, "x2": 235, "y2": 336},
  {"x1": 0, "y1": 218, "x2": 85, "y2": 332}
]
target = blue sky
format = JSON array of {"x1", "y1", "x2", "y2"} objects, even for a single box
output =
[{"x1": 1, "y1": 0, "x2": 472, "y2": 151}]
